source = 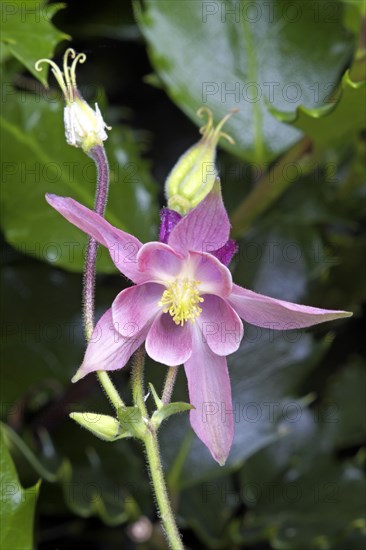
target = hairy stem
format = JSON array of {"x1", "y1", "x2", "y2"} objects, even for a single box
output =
[
  {"x1": 162, "y1": 366, "x2": 179, "y2": 405},
  {"x1": 131, "y1": 350, "x2": 184, "y2": 549},
  {"x1": 83, "y1": 144, "x2": 125, "y2": 411}
]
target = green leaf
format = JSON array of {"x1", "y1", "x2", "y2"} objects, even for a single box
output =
[
  {"x1": 151, "y1": 401, "x2": 193, "y2": 429},
  {"x1": 0, "y1": 0, "x2": 70, "y2": 85},
  {"x1": 239, "y1": 454, "x2": 366, "y2": 550},
  {"x1": 2, "y1": 423, "x2": 143, "y2": 526},
  {"x1": 136, "y1": 0, "x2": 353, "y2": 163},
  {"x1": 0, "y1": 425, "x2": 40, "y2": 550},
  {"x1": 0, "y1": 89, "x2": 158, "y2": 272},
  {"x1": 237, "y1": 395, "x2": 366, "y2": 550},
  {"x1": 322, "y1": 359, "x2": 366, "y2": 448},
  {"x1": 272, "y1": 71, "x2": 366, "y2": 148}
]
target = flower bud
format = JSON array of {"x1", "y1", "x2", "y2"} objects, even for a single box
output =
[
  {"x1": 70, "y1": 412, "x2": 122, "y2": 441},
  {"x1": 165, "y1": 108, "x2": 237, "y2": 214},
  {"x1": 36, "y1": 49, "x2": 111, "y2": 152}
]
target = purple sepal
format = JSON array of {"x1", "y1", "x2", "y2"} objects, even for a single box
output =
[
  {"x1": 212, "y1": 239, "x2": 238, "y2": 266},
  {"x1": 159, "y1": 208, "x2": 182, "y2": 243}
]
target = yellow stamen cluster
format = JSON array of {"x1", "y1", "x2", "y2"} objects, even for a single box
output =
[{"x1": 159, "y1": 279, "x2": 204, "y2": 326}]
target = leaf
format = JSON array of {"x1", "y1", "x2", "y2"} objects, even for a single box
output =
[
  {"x1": 239, "y1": 454, "x2": 366, "y2": 550},
  {"x1": 236, "y1": 396, "x2": 366, "y2": 549},
  {"x1": 0, "y1": 0, "x2": 70, "y2": 85},
  {"x1": 322, "y1": 359, "x2": 366, "y2": 449},
  {"x1": 2, "y1": 423, "x2": 143, "y2": 526},
  {"x1": 136, "y1": 0, "x2": 353, "y2": 163},
  {"x1": 0, "y1": 425, "x2": 40, "y2": 550},
  {"x1": 272, "y1": 71, "x2": 366, "y2": 148},
  {"x1": 0, "y1": 262, "x2": 85, "y2": 407},
  {"x1": 151, "y1": 401, "x2": 193, "y2": 429},
  {"x1": 0, "y1": 89, "x2": 158, "y2": 272}
]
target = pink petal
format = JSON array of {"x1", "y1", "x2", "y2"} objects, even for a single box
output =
[
  {"x1": 168, "y1": 181, "x2": 230, "y2": 256},
  {"x1": 46, "y1": 194, "x2": 144, "y2": 283},
  {"x1": 112, "y1": 283, "x2": 162, "y2": 337},
  {"x1": 197, "y1": 295, "x2": 243, "y2": 356},
  {"x1": 72, "y1": 309, "x2": 148, "y2": 382},
  {"x1": 145, "y1": 313, "x2": 193, "y2": 366},
  {"x1": 229, "y1": 283, "x2": 353, "y2": 330},
  {"x1": 159, "y1": 208, "x2": 182, "y2": 243},
  {"x1": 188, "y1": 251, "x2": 232, "y2": 297},
  {"x1": 211, "y1": 238, "x2": 238, "y2": 266},
  {"x1": 137, "y1": 242, "x2": 184, "y2": 282},
  {"x1": 184, "y1": 331, "x2": 233, "y2": 465}
]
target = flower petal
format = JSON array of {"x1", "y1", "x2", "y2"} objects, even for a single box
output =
[
  {"x1": 197, "y1": 295, "x2": 243, "y2": 356},
  {"x1": 184, "y1": 331, "x2": 233, "y2": 465},
  {"x1": 112, "y1": 283, "x2": 162, "y2": 337},
  {"x1": 168, "y1": 181, "x2": 230, "y2": 256},
  {"x1": 72, "y1": 309, "x2": 148, "y2": 382},
  {"x1": 145, "y1": 313, "x2": 193, "y2": 366},
  {"x1": 229, "y1": 283, "x2": 353, "y2": 329},
  {"x1": 211, "y1": 239, "x2": 238, "y2": 266},
  {"x1": 46, "y1": 194, "x2": 143, "y2": 282},
  {"x1": 159, "y1": 208, "x2": 182, "y2": 243},
  {"x1": 137, "y1": 242, "x2": 185, "y2": 283},
  {"x1": 187, "y1": 251, "x2": 232, "y2": 297}
]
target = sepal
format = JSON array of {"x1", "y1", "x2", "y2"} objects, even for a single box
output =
[
  {"x1": 151, "y1": 402, "x2": 193, "y2": 430},
  {"x1": 118, "y1": 406, "x2": 148, "y2": 439}
]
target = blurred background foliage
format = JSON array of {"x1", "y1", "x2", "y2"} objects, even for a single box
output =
[{"x1": 1, "y1": 0, "x2": 365, "y2": 549}]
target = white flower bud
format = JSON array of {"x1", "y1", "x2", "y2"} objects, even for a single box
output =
[{"x1": 36, "y1": 48, "x2": 111, "y2": 152}]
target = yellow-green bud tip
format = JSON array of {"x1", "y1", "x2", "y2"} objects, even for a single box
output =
[{"x1": 165, "y1": 108, "x2": 238, "y2": 214}]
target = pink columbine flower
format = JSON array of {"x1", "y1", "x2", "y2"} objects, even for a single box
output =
[{"x1": 46, "y1": 184, "x2": 352, "y2": 465}]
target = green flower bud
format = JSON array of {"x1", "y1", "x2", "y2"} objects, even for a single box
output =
[
  {"x1": 165, "y1": 108, "x2": 237, "y2": 214},
  {"x1": 70, "y1": 412, "x2": 124, "y2": 441}
]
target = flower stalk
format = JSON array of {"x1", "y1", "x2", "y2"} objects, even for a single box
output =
[
  {"x1": 82, "y1": 144, "x2": 125, "y2": 412},
  {"x1": 131, "y1": 349, "x2": 184, "y2": 549}
]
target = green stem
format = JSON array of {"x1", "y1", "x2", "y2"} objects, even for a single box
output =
[
  {"x1": 144, "y1": 431, "x2": 184, "y2": 549},
  {"x1": 96, "y1": 371, "x2": 124, "y2": 413},
  {"x1": 230, "y1": 136, "x2": 312, "y2": 237},
  {"x1": 131, "y1": 350, "x2": 184, "y2": 549}
]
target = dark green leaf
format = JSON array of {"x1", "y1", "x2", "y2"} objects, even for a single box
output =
[
  {"x1": 272, "y1": 71, "x2": 366, "y2": 148},
  {"x1": 2, "y1": 422, "x2": 143, "y2": 526},
  {"x1": 137, "y1": 0, "x2": 353, "y2": 163},
  {"x1": 0, "y1": 89, "x2": 158, "y2": 272},
  {"x1": 0, "y1": 424, "x2": 40, "y2": 550},
  {"x1": 0, "y1": 0, "x2": 70, "y2": 85}
]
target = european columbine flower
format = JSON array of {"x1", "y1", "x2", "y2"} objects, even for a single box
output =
[
  {"x1": 35, "y1": 48, "x2": 111, "y2": 151},
  {"x1": 165, "y1": 108, "x2": 236, "y2": 214},
  {"x1": 46, "y1": 183, "x2": 352, "y2": 465}
]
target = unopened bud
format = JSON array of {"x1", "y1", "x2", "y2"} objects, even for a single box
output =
[
  {"x1": 36, "y1": 48, "x2": 111, "y2": 152},
  {"x1": 165, "y1": 108, "x2": 237, "y2": 214},
  {"x1": 70, "y1": 412, "x2": 121, "y2": 441}
]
